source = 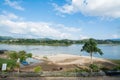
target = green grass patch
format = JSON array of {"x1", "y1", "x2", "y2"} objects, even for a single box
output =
[{"x1": 109, "y1": 59, "x2": 120, "y2": 65}]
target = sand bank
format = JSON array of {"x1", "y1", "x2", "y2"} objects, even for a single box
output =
[{"x1": 33, "y1": 54, "x2": 114, "y2": 65}]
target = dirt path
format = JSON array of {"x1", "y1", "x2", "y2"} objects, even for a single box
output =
[{"x1": 0, "y1": 76, "x2": 120, "y2": 80}]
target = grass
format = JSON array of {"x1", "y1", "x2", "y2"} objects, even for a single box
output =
[{"x1": 109, "y1": 59, "x2": 120, "y2": 65}]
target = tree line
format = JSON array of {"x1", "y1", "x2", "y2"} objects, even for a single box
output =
[{"x1": 0, "y1": 37, "x2": 120, "y2": 46}]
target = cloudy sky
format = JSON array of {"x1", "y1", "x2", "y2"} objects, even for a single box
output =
[{"x1": 0, "y1": 0, "x2": 120, "y2": 40}]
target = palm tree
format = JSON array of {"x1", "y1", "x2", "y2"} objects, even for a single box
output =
[{"x1": 81, "y1": 38, "x2": 103, "y2": 64}]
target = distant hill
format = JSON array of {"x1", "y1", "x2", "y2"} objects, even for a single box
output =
[
  {"x1": 0, "y1": 36, "x2": 52, "y2": 41},
  {"x1": 108, "y1": 39, "x2": 120, "y2": 41},
  {"x1": 0, "y1": 36, "x2": 13, "y2": 41},
  {"x1": 0, "y1": 36, "x2": 120, "y2": 45},
  {"x1": 37, "y1": 38, "x2": 52, "y2": 41}
]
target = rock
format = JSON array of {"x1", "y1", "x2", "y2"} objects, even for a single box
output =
[{"x1": 81, "y1": 72, "x2": 89, "y2": 77}]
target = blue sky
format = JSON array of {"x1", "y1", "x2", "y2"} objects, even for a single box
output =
[{"x1": 0, "y1": 0, "x2": 120, "y2": 40}]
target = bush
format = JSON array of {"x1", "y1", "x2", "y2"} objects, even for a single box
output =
[
  {"x1": 6, "y1": 50, "x2": 32, "y2": 62},
  {"x1": 112, "y1": 65, "x2": 120, "y2": 71},
  {"x1": 74, "y1": 68, "x2": 90, "y2": 73},
  {"x1": 0, "y1": 58, "x2": 16, "y2": 71},
  {"x1": 101, "y1": 67, "x2": 110, "y2": 71},
  {"x1": 43, "y1": 56, "x2": 48, "y2": 59},
  {"x1": 89, "y1": 64, "x2": 100, "y2": 72},
  {"x1": 34, "y1": 66, "x2": 42, "y2": 73}
]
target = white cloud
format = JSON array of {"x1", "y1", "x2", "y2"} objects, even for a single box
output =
[
  {"x1": 112, "y1": 34, "x2": 120, "y2": 38},
  {"x1": 79, "y1": 35, "x2": 89, "y2": 39},
  {"x1": 4, "y1": 0, "x2": 24, "y2": 11},
  {"x1": 0, "y1": 12, "x2": 83, "y2": 40},
  {"x1": 53, "y1": 0, "x2": 120, "y2": 18},
  {"x1": 0, "y1": 11, "x2": 23, "y2": 20}
]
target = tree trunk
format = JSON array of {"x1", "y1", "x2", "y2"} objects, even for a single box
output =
[
  {"x1": 90, "y1": 52, "x2": 93, "y2": 75},
  {"x1": 18, "y1": 68, "x2": 19, "y2": 73},
  {"x1": 90, "y1": 52, "x2": 93, "y2": 64}
]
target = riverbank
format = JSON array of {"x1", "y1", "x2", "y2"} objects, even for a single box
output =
[
  {"x1": 21, "y1": 54, "x2": 117, "y2": 72},
  {"x1": 33, "y1": 54, "x2": 115, "y2": 65}
]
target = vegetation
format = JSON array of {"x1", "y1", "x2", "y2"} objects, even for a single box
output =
[
  {"x1": 0, "y1": 36, "x2": 120, "y2": 46},
  {"x1": 81, "y1": 38, "x2": 103, "y2": 64},
  {"x1": 89, "y1": 64, "x2": 100, "y2": 72},
  {"x1": 43, "y1": 56, "x2": 48, "y2": 59},
  {"x1": 109, "y1": 59, "x2": 120, "y2": 71},
  {"x1": 0, "y1": 58, "x2": 16, "y2": 71},
  {"x1": 110, "y1": 59, "x2": 120, "y2": 65},
  {"x1": 34, "y1": 66, "x2": 42, "y2": 73},
  {"x1": 0, "y1": 51, "x2": 32, "y2": 72},
  {"x1": 6, "y1": 50, "x2": 32, "y2": 62},
  {"x1": 74, "y1": 68, "x2": 90, "y2": 73}
]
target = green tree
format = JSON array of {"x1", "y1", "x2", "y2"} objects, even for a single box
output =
[
  {"x1": 26, "y1": 53, "x2": 32, "y2": 58},
  {"x1": 7, "y1": 51, "x2": 18, "y2": 60},
  {"x1": 81, "y1": 38, "x2": 103, "y2": 64},
  {"x1": 18, "y1": 50, "x2": 27, "y2": 62},
  {"x1": 7, "y1": 50, "x2": 32, "y2": 62}
]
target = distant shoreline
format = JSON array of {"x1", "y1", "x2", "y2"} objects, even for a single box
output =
[
  {"x1": 0, "y1": 37, "x2": 120, "y2": 46},
  {"x1": 0, "y1": 43, "x2": 120, "y2": 46}
]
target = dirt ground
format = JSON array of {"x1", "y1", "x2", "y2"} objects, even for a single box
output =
[
  {"x1": 21, "y1": 59, "x2": 116, "y2": 72},
  {"x1": 0, "y1": 76, "x2": 120, "y2": 80}
]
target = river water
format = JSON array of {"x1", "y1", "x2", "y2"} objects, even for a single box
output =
[{"x1": 0, "y1": 44, "x2": 120, "y2": 59}]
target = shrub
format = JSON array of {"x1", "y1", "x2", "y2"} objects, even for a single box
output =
[
  {"x1": 112, "y1": 65, "x2": 120, "y2": 71},
  {"x1": 0, "y1": 58, "x2": 16, "y2": 71},
  {"x1": 89, "y1": 64, "x2": 100, "y2": 72},
  {"x1": 34, "y1": 66, "x2": 42, "y2": 73},
  {"x1": 43, "y1": 56, "x2": 48, "y2": 59},
  {"x1": 101, "y1": 67, "x2": 110, "y2": 71},
  {"x1": 74, "y1": 68, "x2": 90, "y2": 72},
  {"x1": 6, "y1": 50, "x2": 32, "y2": 62}
]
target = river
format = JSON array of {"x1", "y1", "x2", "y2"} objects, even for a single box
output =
[{"x1": 0, "y1": 44, "x2": 120, "y2": 59}]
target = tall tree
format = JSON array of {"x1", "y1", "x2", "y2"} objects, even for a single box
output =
[{"x1": 81, "y1": 38, "x2": 103, "y2": 64}]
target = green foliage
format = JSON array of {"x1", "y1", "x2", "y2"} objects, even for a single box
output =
[
  {"x1": 110, "y1": 59, "x2": 120, "y2": 65},
  {"x1": 0, "y1": 50, "x2": 32, "y2": 71},
  {"x1": 89, "y1": 64, "x2": 100, "y2": 72},
  {"x1": 15, "y1": 63, "x2": 20, "y2": 68},
  {"x1": 0, "y1": 58, "x2": 16, "y2": 71},
  {"x1": 0, "y1": 36, "x2": 120, "y2": 45},
  {"x1": 43, "y1": 56, "x2": 48, "y2": 59},
  {"x1": 81, "y1": 38, "x2": 103, "y2": 55},
  {"x1": 34, "y1": 66, "x2": 42, "y2": 73},
  {"x1": 81, "y1": 38, "x2": 103, "y2": 64},
  {"x1": 18, "y1": 51, "x2": 26, "y2": 62},
  {"x1": 74, "y1": 68, "x2": 89, "y2": 72},
  {"x1": 7, "y1": 51, "x2": 18, "y2": 60},
  {"x1": 112, "y1": 66, "x2": 120, "y2": 70},
  {"x1": 6, "y1": 50, "x2": 32, "y2": 62},
  {"x1": 26, "y1": 53, "x2": 32, "y2": 58}
]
